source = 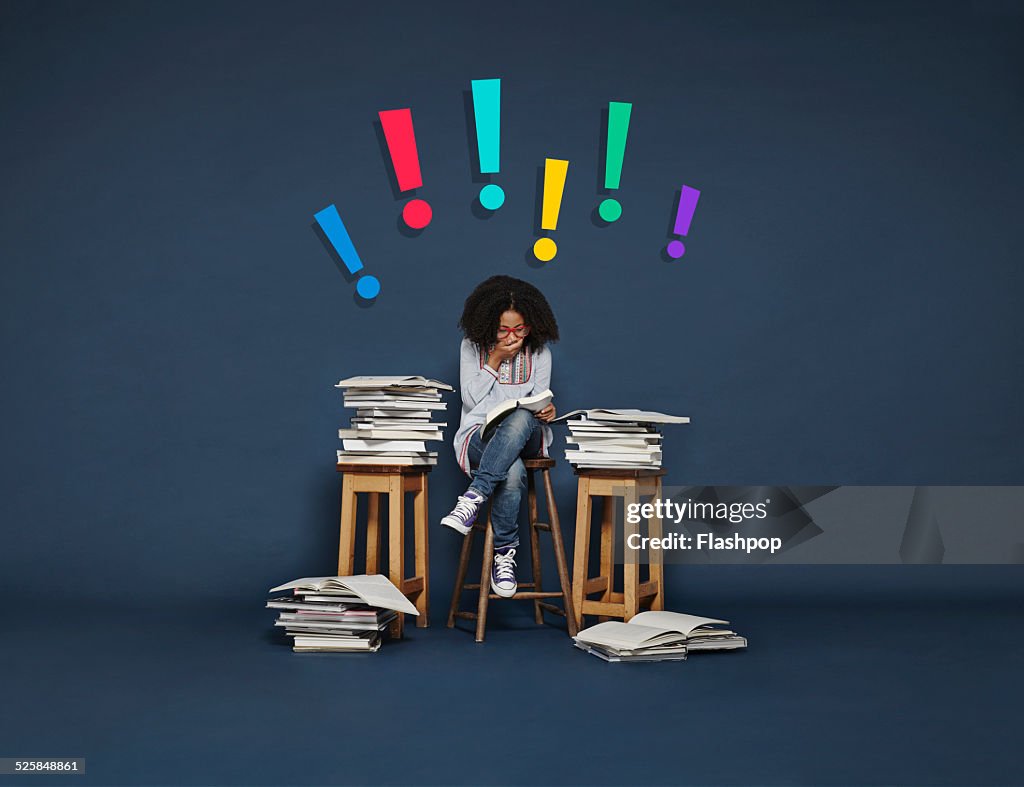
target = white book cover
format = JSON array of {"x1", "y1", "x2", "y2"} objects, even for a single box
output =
[
  {"x1": 339, "y1": 429, "x2": 444, "y2": 441},
  {"x1": 346, "y1": 400, "x2": 447, "y2": 410},
  {"x1": 554, "y1": 408, "x2": 690, "y2": 425},
  {"x1": 335, "y1": 376, "x2": 453, "y2": 391},
  {"x1": 342, "y1": 439, "x2": 428, "y2": 452},
  {"x1": 336, "y1": 452, "x2": 437, "y2": 465}
]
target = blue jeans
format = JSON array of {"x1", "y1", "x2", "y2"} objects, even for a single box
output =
[{"x1": 467, "y1": 408, "x2": 544, "y2": 550}]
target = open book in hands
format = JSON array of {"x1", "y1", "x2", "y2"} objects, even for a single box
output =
[{"x1": 481, "y1": 389, "x2": 553, "y2": 442}]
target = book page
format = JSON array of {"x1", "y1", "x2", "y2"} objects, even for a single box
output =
[
  {"x1": 340, "y1": 574, "x2": 420, "y2": 616},
  {"x1": 630, "y1": 611, "x2": 728, "y2": 635},
  {"x1": 269, "y1": 577, "x2": 332, "y2": 593},
  {"x1": 575, "y1": 620, "x2": 683, "y2": 649}
]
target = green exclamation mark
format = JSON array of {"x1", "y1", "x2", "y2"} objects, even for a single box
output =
[{"x1": 598, "y1": 101, "x2": 632, "y2": 223}]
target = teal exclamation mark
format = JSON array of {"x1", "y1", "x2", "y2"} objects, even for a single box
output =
[
  {"x1": 471, "y1": 78, "x2": 505, "y2": 210},
  {"x1": 598, "y1": 101, "x2": 632, "y2": 222}
]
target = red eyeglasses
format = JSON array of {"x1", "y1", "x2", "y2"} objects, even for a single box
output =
[{"x1": 496, "y1": 324, "x2": 530, "y2": 339}]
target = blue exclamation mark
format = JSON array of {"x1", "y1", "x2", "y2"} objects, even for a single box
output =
[
  {"x1": 471, "y1": 78, "x2": 505, "y2": 210},
  {"x1": 314, "y1": 204, "x2": 381, "y2": 300}
]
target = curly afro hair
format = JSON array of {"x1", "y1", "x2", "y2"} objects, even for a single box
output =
[{"x1": 458, "y1": 275, "x2": 560, "y2": 350}]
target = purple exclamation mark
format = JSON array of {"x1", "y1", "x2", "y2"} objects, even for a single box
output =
[{"x1": 666, "y1": 185, "x2": 701, "y2": 259}]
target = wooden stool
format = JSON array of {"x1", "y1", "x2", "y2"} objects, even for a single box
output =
[
  {"x1": 571, "y1": 468, "x2": 665, "y2": 630},
  {"x1": 336, "y1": 463, "x2": 431, "y2": 638},
  {"x1": 447, "y1": 458, "x2": 578, "y2": 642}
]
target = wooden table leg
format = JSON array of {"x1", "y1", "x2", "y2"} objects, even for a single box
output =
[
  {"x1": 338, "y1": 474, "x2": 357, "y2": 576},
  {"x1": 388, "y1": 474, "x2": 404, "y2": 639},
  {"x1": 365, "y1": 492, "x2": 380, "y2": 574},
  {"x1": 623, "y1": 481, "x2": 639, "y2": 622},
  {"x1": 598, "y1": 495, "x2": 615, "y2": 622},
  {"x1": 648, "y1": 476, "x2": 665, "y2": 611},
  {"x1": 412, "y1": 474, "x2": 429, "y2": 627},
  {"x1": 571, "y1": 477, "x2": 592, "y2": 632}
]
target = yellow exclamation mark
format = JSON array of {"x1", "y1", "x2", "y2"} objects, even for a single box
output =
[{"x1": 533, "y1": 158, "x2": 569, "y2": 262}]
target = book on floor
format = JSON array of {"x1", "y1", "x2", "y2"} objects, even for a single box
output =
[
  {"x1": 267, "y1": 575, "x2": 417, "y2": 654},
  {"x1": 481, "y1": 388, "x2": 553, "y2": 442},
  {"x1": 573, "y1": 610, "x2": 746, "y2": 662}
]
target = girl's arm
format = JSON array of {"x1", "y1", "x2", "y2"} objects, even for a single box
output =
[
  {"x1": 532, "y1": 344, "x2": 552, "y2": 393},
  {"x1": 532, "y1": 345, "x2": 555, "y2": 421},
  {"x1": 460, "y1": 339, "x2": 499, "y2": 408}
]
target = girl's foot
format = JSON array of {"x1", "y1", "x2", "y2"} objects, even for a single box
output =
[
  {"x1": 441, "y1": 489, "x2": 486, "y2": 535},
  {"x1": 491, "y1": 546, "x2": 517, "y2": 597}
]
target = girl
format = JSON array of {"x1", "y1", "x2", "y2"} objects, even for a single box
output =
[{"x1": 441, "y1": 275, "x2": 560, "y2": 597}]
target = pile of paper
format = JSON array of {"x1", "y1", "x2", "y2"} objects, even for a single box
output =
[
  {"x1": 335, "y1": 376, "x2": 452, "y2": 466},
  {"x1": 554, "y1": 408, "x2": 690, "y2": 469},
  {"x1": 267, "y1": 574, "x2": 420, "y2": 653},
  {"x1": 573, "y1": 610, "x2": 747, "y2": 662}
]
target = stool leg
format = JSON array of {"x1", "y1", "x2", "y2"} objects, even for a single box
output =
[
  {"x1": 476, "y1": 507, "x2": 495, "y2": 643},
  {"x1": 597, "y1": 496, "x2": 615, "y2": 622},
  {"x1": 446, "y1": 523, "x2": 477, "y2": 628},
  {"x1": 648, "y1": 475, "x2": 665, "y2": 611},
  {"x1": 388, "y1": 474, "x2": 405, "y2": 639},
  {"x1": 543, "y1": 468, "x2": 578, "y2": 637},
  {"x1": 622, "y1": 480, "x2": 640, "y2": 622},
  {"x1": 527, "y1": 469, "x2": 544, "y2": 625},
  {"x1": 365, "y1": 493, "x2": 381, "y2": 574},
  {"x1": 338, "y1": 474, "x2": 357, "y2": 576},
  {"x1": 412, "y1": 476, "x2": 430, "y2": 627},
  {"x1": 571, "y1": 477, "x2": 592, "y2": 632}
]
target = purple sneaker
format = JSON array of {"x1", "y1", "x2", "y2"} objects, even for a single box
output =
[
  {"x1": 491, "y1": 546, "x2": 517, "y2": 598},
  {"x1": 441, "y1": 489, "x2": 485, "y2": 535}
]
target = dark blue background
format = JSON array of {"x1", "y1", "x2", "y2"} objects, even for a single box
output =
[{"x1": 1, "y1": 1, "x2": 1022, "y2": 784}]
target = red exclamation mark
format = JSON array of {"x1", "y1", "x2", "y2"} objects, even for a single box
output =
[{"x1": 378, "y1": 108, "x2": 432, "y2": 230}]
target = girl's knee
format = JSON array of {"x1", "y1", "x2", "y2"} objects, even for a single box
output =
[
  {"x1": 502, "y1": 459, "x2": 527, "y2": 490},
  {"x1": 503, "y1": 407, "x2": 536, "y2": 434}
]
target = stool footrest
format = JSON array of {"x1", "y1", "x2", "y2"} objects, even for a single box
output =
[
  {"x1": 581, "y1": 599, "x2": 625, "y2": 616},
  {"x1": 463, "y1": 581, "x2": 539, "y2": 592},
  {"x1": 638, "y1": 580, "x2": 659, "y2": 599},
  {"x1": 400, "y1": 576, "x2": 424, "y2": 595},
  {"x1": 495, "y1": 591, "x2": 563, "y2": 600},
  {"x1": 536, "y1": 601, "x2": 567, "y2": 617},
  {"x1": 532, "y1": 522, "x2": 551, "y2": 532},
  {"x1": 452, "y1": 610, "x2": 477, "y2": 621},
  {"x1": 584, "y1": 576, "x2": 609, "y2": 595}
]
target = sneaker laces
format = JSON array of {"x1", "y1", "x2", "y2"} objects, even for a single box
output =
[
  {"x1": 449, "y1": 494, "x2": 480, "y2": 523},
  {"x1": 493, "y1": 548, "x2": 517, "y2": 581}
]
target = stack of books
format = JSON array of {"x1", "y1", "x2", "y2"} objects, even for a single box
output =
[
  {"x1": 267, "y1": 574, "x2": 420, "y2": 653},
  {"x1": 553, "y1": 408, "x2": 690, "y2": 469},
  {"x1": 573, "y1": 611, "x2": 747, "y2": 662},
  {"x1": 335, "y1": 376, "x2": 453, "y2": 466}
]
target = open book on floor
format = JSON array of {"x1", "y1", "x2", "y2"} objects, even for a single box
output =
[
  {"x1": 573, "y1": 611, "x2": 747, "y2": 662},
  {"x1": 481, "y1": 388, "x2": 552, "y2": 442}
]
